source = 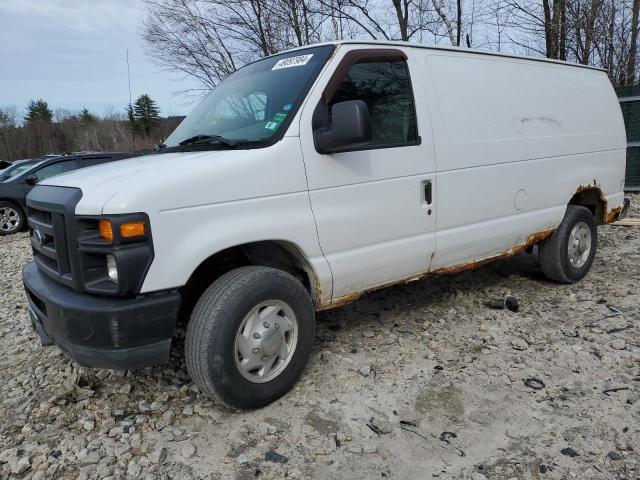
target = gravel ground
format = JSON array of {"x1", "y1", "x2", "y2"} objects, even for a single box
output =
[{"x1": 1, "y1": 196, "x2": 639, "y2": 480}]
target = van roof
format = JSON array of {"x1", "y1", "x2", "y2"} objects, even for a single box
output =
[{"x1": 283, "y1": 40, "x2": 604, "y2": 72}]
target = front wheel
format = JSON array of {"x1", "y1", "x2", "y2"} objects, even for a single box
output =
[
  {"x1": 185, "y1": 266, "x2": 315, "y2": 409},
  {"x1": 0, "y1": 201, "x2": 25, "y2": 236},
  {"x1": 539, "y1": 205, "x2": 597, "y2": 283}
]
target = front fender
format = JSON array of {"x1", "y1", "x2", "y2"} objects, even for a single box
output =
[{"x1": 139, "y1": 192, "x2": 332, "y2": 305}]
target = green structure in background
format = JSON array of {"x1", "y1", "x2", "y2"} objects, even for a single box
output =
[{"x1": 618, "y1": 85, "x2": 640, "y2": 191}]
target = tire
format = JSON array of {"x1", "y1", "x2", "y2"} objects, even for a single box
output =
[
  {"x1": 0, "y1": 201, "x2": 25, "y2": 236},
  {"x1": 539, "y1": 205, "x2": 597, "y2": 283},
  {"x1": 185, "y1": 266, "x2": 315, "y2": 410}
]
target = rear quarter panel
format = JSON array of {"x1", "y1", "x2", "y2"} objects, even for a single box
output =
[{"x1": 417, "y1": 50, "x2": 626, "y2": 269}]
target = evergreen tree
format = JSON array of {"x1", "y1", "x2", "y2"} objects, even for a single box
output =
[
  {"x1": 79, "y1": 108, "x2": 95, "y2": 123},
  {"x1": 132, "y1": 94, "x2": 160, "y2": 136},
  {"x1": 126, "y1": 103, "x2": 138, "y2": 134},
  {"x1": 25, "y1": 99, "x2": 53, "y2": 124}
]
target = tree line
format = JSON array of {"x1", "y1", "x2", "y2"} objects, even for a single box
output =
[
  {"x1": 0, "y1": 95, "x2": 182, "y2": 162},
  {"x1": 2, "y1": 0, "x2": 637, "y2": 161},
  {"x1": 143, "y1": 0, "x2": 640, "y2": 90}
]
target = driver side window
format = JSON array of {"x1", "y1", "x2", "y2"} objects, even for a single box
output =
[
  {"x1": 328, "y1": 60, "x2": 418, "y2": 147},
  {"x1": 34, "y1": 161, "x2": 77, "y2": 182}
]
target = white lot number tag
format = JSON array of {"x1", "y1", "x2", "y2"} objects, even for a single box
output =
[{"x1": 272, "y1": 54, "x2": 313, "y2": 70}]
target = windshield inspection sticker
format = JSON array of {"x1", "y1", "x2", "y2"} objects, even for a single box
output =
[
  {"x1": 264, "y1": 112, "x2": 288, "y2": 130},
  {"x1": 272, "y1": 54, "x2": 313, "y2": 70}
]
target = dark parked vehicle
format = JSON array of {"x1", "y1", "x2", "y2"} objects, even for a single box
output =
[
  {"x1": 0, "y1": 158, "x2": 45, "y2": 178},
  {"x1": 0, "y1": 153, "x2": 130, "y2": 235}
]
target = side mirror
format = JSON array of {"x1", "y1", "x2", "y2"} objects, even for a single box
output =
[
  {"x1": 314, "y1": 100, "x2": 372, "y2": 154},
  {"x1": 24, "y1": 174, "x2": 38, "y2": 185}
]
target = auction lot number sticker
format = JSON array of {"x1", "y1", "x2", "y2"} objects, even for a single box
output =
[{"x1": 272, "y1": 54, "x2": 314, "y2": 70}]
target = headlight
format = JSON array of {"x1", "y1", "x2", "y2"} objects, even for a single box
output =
[
  {"x1": 106, "y1": 254, "x2": 118, "y2": 284},
  {"x1": 99, "y1": 219, "x2": 146, "y2": 242},
  {"x1": 76, "y1": 213, "x2": 153, "y2": 296}
]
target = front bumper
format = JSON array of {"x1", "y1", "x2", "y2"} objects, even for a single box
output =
[{"x1": 23, "y1": 261, "x2": 181, "y2": 370}]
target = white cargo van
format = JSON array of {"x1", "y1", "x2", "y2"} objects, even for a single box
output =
[{"x1": 23, "y1": 41, "x2": 629, "y2": 409}]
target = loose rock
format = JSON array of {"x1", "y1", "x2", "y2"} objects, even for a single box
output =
[
  {"x1": 181, "y1": 442, "x2": 196, "y2": 458},
  {"x1": 0, "y1": 195, "x2": 639, "y2": 480}
]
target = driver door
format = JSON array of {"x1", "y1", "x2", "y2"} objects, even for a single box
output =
[{"x1": 299, "y1": 47, "x2": 437, "y2": 301}]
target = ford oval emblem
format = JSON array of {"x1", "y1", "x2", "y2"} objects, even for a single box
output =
[{"x1": 33, "y1": 228, "x2": 43, "y2": 246}]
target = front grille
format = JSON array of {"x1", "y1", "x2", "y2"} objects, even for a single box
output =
[
  {"x1": 26, "y1": 185, "x2": 83, "y2": 290},
  {"x1": 31, "y1": 208, "x2": 53, "y2": 224},
  {"x1": 28, "y1": 206, "x2": 74, "y2": 288}
]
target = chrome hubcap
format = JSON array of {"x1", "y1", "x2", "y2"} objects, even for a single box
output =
[
  {"x1": 234, "y1": 300, "x2": 298, "y2": 383},
  {"x1": 568, "y1": 221, "x2": 591, "y2": 268},
  {"x1": 0, "y1": 207, "x2": 19, "y2": 232}
]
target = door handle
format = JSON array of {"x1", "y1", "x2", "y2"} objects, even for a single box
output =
[{"x1": 424, "y1": 180, "x2": 433, "y2": 205}]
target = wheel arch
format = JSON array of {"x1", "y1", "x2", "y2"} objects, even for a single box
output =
[
  {"x1": 568, "y1": 185, "x2": 608, "y2": 225},
  {"x1": 0, "y1": 197, "x2": 25, "y2": 210},
  {"x1": 179, "y1": 240, "x2": 320, "y2": 319},
  {"x1": 0, "y1": 197, "x2": 27, "y2": 231}
]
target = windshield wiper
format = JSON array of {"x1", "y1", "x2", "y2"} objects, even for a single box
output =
[{"x1": 179, "y1": 134, "x2": 237, "y2": 148}]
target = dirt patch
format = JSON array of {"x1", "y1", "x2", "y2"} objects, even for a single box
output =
[{"x1": 415, "y1": 386, "x2": 465, "y2": 425}]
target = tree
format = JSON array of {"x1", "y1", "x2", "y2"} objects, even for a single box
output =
[
  {"x1": 25, "y1": 99, "x2": 53, "y2": 124},
  {"x1": 628, "y1": 0, "x2": 640, "y2": 84},
  {"x1": 432, "y1": 0, "x2": 457, "y2": 45},
  {"x1": 456, "y1": 0, "x2": 462, "y2": 45},
  {"x1": 24, "y1": 99, "x2": 55, "y2": 155},
  {"x1": 79, "y1": 108, "x2": 96, "y2": 123},
  {"x1": 505, "y1": 0, "x2": 567, "y2": 59},
  {"x1": 126, "y1": 104, "x2": 137, "y2": 131},
  {"x1": 143, "y1": 0, "x2": 243, "y2": 91},
  {"x1": 544, "y1": 0, "x2": 567, "y2": 60},
  {"x1": 141, "y1": 0, "x2": 639, "y2": 89},
  {"x1": 132, "y1": 94, "x2": 161, "y2": 137},
  {"x1": 567, "y1": 0, "x2": 603, "y2": 65},
  {"x1": 0, "y1": 107, "x2": 18, "y2": 161}
]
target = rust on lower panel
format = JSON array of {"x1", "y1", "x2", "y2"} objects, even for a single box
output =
[
  {"x1": 317, "y1": 228, "x2": 556, "y2": 311},
  {"x1": 574, "y1": 180, "x2": 600, "y2": 194},
  {"x1": 313, "y1": 280, "x2": 322, "y2": 307},
  {"x1": 429, "y1": 228, "x2": 555, "y2": 276},
  {"x1": 573, "y1": 182, "x2": 622, "y2": 224},
  {"x1": 317, "y1": 291, "x2": 362, "y2": 310},
  {"x1": 604, "y1": 206, "x2": 622, "y2": 224}
]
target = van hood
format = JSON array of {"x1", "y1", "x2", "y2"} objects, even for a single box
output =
[{"x1": 42, "y1": 137, "x2": 306, "y2": 215}]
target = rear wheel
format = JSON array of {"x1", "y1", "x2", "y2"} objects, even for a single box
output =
[
  {"x1": 539, "y1": 205, "x2": 597, "y2": 283},
  {"x1": 185, "y1": 266, "x2": 315, "y2": 409},
  {"x1": 0, "y1": 201, "x2": 25, "y2": 236}
]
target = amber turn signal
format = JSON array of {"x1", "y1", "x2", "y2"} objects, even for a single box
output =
[
  {"x1": 120, "y1": 221, "x2": 146, "y2": 239},
  {"x1": 98, "y1": 219, "x2": 114, "y2": 242}
]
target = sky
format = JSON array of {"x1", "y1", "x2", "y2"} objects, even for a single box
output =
[{"x1": 0, "y1": 0, "x2": 200, "y2": 120}]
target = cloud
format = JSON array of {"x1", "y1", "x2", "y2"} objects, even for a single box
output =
[
  {"x1": 0, "y1": 0, "x2": 198, "y2": 117},
  {"x1": 0, "y1": 0, "x2": 144, "y2": 34}
]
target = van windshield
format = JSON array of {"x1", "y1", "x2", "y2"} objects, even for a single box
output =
[{"x1": 162, "y1": 45, "x2": 335, "y2": 150}]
